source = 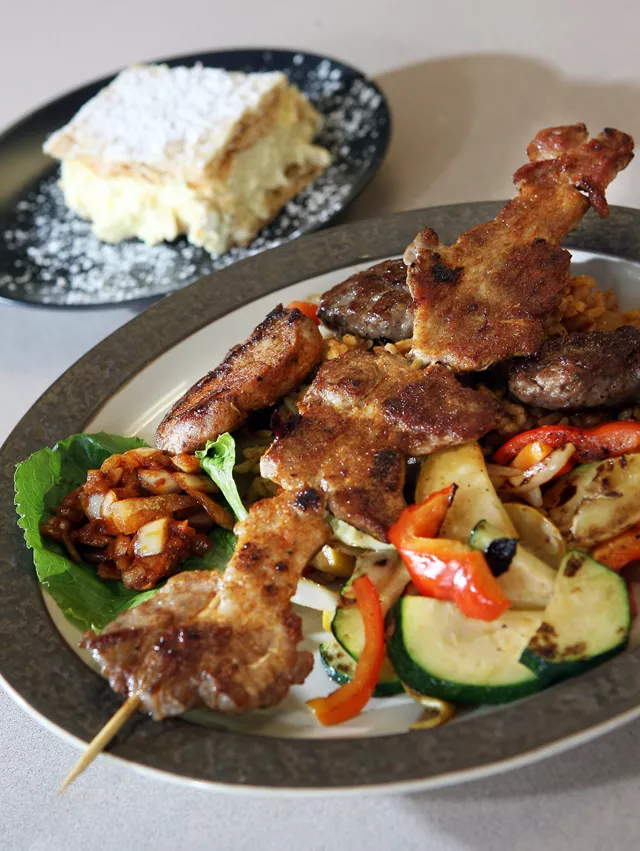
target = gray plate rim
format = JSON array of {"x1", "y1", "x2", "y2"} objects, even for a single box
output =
[{"x1": 2, "y1": 201, "x2": 640, "y2": 793}]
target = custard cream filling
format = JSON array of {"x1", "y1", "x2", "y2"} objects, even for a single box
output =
[{"x1": 59, "y1": 113, "x2": 330, "y2": 256}]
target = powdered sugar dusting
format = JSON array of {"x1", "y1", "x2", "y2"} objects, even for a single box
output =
[
  {"x1": 44, "y1": 65, "x2": 286, "y2": 173},
  {"x1": 0, "y1": 53, "x2": 389, "y2": 307}
]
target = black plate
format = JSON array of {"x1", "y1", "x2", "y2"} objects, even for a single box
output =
[
  {"x1": 3, "y1": 204, "x2": 640, "y2": 793},
  {"x1": 0, "y1": 48, "x2": 390, "y2": 308}
]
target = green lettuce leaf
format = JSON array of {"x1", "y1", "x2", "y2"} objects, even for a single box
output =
[
  {"x1": 196, "y1": 433, "x2": 248, "y2": 521},
  {"x1": 14, "y1": 432, "x2": 236, "y2": 632}
]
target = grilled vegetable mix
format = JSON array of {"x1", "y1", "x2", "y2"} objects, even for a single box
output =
[
  {"x1": 493, "y1": 422, "x2": 640, "y2": 467},
  {"x1": 317, "y1": 438, "x2": 636, "y2": 723}
]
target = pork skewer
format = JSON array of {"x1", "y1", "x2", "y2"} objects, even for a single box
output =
[
  {"x1": 59, "y1": 345, "x2": 499, "y2": 788},
  {"x1": 262, "y1": 348, "x2": 502, "y2": 540},
  {"x1": 405, "y1": 125, "x2": 634, "y2": 372},
  {"x1": 58, "y1": 489, "x2": 329, "y2": 788},
  {"x1": 82, "y1": 488, "x2": 328, "y2": 717}
]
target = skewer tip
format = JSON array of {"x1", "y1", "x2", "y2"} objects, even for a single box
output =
[{"x1": 57, "y1": 695, "x2": 141, "y2": 793}]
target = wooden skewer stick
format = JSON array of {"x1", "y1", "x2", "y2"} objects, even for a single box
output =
[{"x1": 58, "y1": 695, "x2": 141, "y2": 793}]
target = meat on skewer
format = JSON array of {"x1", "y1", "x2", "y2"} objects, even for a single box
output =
[
  {"x1": 82, "y1": 489, "x2": 329, "y2": 719},
  {"x1": 261, "y1": 349, "x2": 502, "y2": 541},
  {"x1": 405, "y1": 125, "x2": 634, "y2": 372}
]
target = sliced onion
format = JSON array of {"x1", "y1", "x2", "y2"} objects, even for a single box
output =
[
  {"x1": 519, "y1": 443, "x2": 576, "y2": 489},
  {"x1": 114, "y1": 534, "x2": 131, "y2": 558},
  {"x1": 291, "y1": 577, "x2": 339, "y2": 612},
  {"x1": 489, "y1": 444, "x2": 576, "y2": 494},
  {"x1": 60, "y1": 522, "x2": 82, "y2": 564},
  {"x1": 85, "y1": 492, "x2": 106, "y2": 520},
  {"x1": 128, "y1": 447, "x2": 164, "y2": 461},
  {"x1": 94, "y1": 490, "x2": 120, "y2": 535},
  {"x1": 106, "y1": 494, "x2": 196, "y2": 534},
  {"x1": 105, "y1": 466, "x2": 124, "y2": 487},
  {"x1": 485, "y1": 464, "x2": 523, "y2": 477},
  {"x1": 171, "y1": 453, "x2": 202, "y2": 473},
  {"x1": 520, "y1": 486, "x2": 544, "y2": 508},
  {"x1": 100, "y1": 489, "x2": 118, "y2": 515},
  {"x1": 504, "y1": 502, "x2": 566, "y2": 568},
  {"x1": 133, "y1": 517, "x2": 171, "y2": 557},
  {"x1": 402, "y1": 684, "x2": 456, "y2": 730},
  {"x1": 101, "y1": 447, "x2": 165, "y2": 473},
  {"x1": 100, "y1": 453, "x2": 126, "y2": 472},
  {"x1": 485, "y1": 463, "x2": 525, "y2": 490},
  {"x1": 138, "y1": 469, "x2": 181, "y2": 495},
  {"x1": 185, "y1": 489, "x2": 234, "y2": 530},
  {"x1": 171, "y1": 471, "x2": 219, "y2": 494}
]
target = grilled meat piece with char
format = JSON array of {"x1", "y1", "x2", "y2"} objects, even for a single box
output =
[
  {"x1": 508, "y1": 325, "x2": 640, "y2": 410},
  {"x1": 156, "y1": 305, "x2": 323, "y2": 455},
  {"x1": 81, "y1": 489, "x2": 329, "y2": 719},
  {"x1": 317, "y1": 259, "x2": 413, "y2": 342},
  {"x1": 261, "y1": 349, "x2": 502, "y2": 541},
  {"x1": 405, "y1": 125, "x2": 634, "y2": 372}
]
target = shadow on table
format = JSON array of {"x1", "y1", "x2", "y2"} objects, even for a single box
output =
[{"x1": 344, "y1": 53, "x2": 640, "y2": 221}]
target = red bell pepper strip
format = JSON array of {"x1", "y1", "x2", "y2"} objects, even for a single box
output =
[
  {"x1": 494, "y1": 422, "x2": 640, "y2": 467},
  {"x1": 494, "y1": 427, "x2": 579, "y2": 465},
  {"x1": 587, "y1": 422, "x2": 640, "y2": 459},
  {"x1": 287, "y1": 301, "x2": 320, "y2": 325},
  {"x1": 391, "y1": 484, "x2": 455, "y2": 540},
  {"x1": 592, "y1": 522, "x2": 640, "y2": 572},
  {"x1": 388, "y1": 486, "x2": 511, "y2": 621},
  {"x1": 307, "y1": 575, "x2": 384, "y2": 726}
]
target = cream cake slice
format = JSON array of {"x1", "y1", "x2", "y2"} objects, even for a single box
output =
[{"x1": 43, "y1": 64, "x2": 332, "y2": 256}]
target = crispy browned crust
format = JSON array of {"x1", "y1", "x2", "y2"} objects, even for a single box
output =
[
  {"x1": 517, "y1": 125, "x2": 634, "y2": 218},
  {"x1": 155, "y1": 305, "x2": 323, "y2": 454},
  {"x1": 406, "y1": 125, "x2": 634, "y2": 372},
  {"x1": 261, "y1": 350, "x2": 502, "y2": 540},
  {"x1": 81, "y1": 489, "x2": 329, "y2": 719}
]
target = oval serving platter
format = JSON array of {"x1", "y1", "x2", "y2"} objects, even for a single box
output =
[
  {"x1": 0, "y1": 48, "x2": 391, "y2": 309},
  {"x1": 3, "y1": 204, "x2": 640, "y2": 794}
]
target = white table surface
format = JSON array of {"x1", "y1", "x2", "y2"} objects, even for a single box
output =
[{"x1": 2, "y1": 1, "x2": 640, "y2": 848}]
